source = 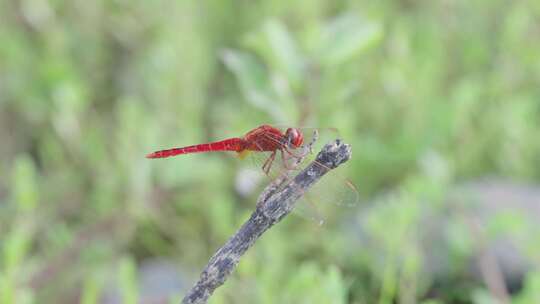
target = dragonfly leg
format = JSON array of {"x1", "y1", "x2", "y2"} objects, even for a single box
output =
[
  {"x1": 285, "y1": 147, "x2": 308, "y2": 159},
  {"x1": 282, "y1": 146, "x2": 312, "y2": 167},
  {"x1": 262, "y1": 150, "x2": 277, "y2": 175},
  {"x1": 304, "y1": 129, "x2": 319, "y2": 154},
  {"x1": 281, "y1": 149, "x2": 299, "y2": 170}
]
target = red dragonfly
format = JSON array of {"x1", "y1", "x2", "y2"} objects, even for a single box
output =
[
  {"x1": 147, "y1": 124, "x2": 359, "y2": 222},
  {"x1": 147, "y1": 125, "x2": 309, "y2": 174}
]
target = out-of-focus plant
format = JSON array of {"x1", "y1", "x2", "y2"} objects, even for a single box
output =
[{"x1": 1, "y1": 0, "x2": 540, "y2": 303}]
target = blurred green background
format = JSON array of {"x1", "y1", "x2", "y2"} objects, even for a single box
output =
[{"x1": 2, "y1": 0, "x2": 540, "y2": 303}]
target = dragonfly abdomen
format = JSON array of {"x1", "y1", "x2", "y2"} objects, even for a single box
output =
[{"x1": 146, "y1": 138, "x2": 244, "y2": 158}]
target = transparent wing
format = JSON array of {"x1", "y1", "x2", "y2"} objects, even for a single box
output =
[{"x1": 292, "y1": 159, "x2": 361, "y2": 225}]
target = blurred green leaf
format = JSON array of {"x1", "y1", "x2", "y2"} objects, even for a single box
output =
[
  {"x1": 486, "y1": 211, "x2": 527, "y2": 238},
  {"x1": 0, "y1": 274, "x2": 14, "y2": 304},
  {"x1": 221, "y1": 49, "x2": 281, "y2": 118},
  {"x1": 3, "y1": 227, "x2": 33, "y2": 275},
  {"x1": 316, "y1": 13, "x2": 383, "y2": 66},
  {"x1": 471, "y1": 289, "x2": 499, "y2": 304},
  {"x1": 11, "y1": 155, "x2": 39, "y2": 211},
  {"x1": 446, "y1": 219, "x2": 474, "y2": 258},
  {"x1": 283, "y1": 263, "x2": 347, "y2": 304},
  {"x1": 81, "y1": 274, "x2": 102, "y2": 304},
  {"x1": 323, "y1": 265, "x2": 348, "y2": 304},
  {"x1": 119, "y1": 257, "x2": 138, "y2": 304},
  {"x1": 222, "y1": 42, "x2": 300, "y2": 123},
  {"x1": 262, "y1": 19, "x2": 304, "y2": 86},
  {"x1": 514, "y1": 272, "x2": 540, "y2": 304}
]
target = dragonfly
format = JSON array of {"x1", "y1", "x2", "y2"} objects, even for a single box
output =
[{"x1": 146, "y1": 124, "x2": 359, "y2": 223}]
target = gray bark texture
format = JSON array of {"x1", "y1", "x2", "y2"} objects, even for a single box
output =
[{"x1": 181, "y1": 140, "x2": 352, "y2": 304}]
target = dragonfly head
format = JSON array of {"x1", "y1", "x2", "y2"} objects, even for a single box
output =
[{"x1": 285, "y1": 128, "x2": 303, "y2": 148}]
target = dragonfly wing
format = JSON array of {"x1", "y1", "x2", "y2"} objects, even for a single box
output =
[{"x1": 281, "y1": 163, "x2": 359, "y2": 226}]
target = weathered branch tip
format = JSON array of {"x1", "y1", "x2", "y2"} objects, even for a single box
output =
[{"x1": 316, "y1": 139, "x2": 352, "y2": 169}]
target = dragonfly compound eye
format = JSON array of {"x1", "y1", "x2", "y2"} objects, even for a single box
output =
[{"x1": 288, "y1": 128, "x2": 303, "y2": 148}]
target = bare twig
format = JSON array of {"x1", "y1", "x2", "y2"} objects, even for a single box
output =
[{"x1": 181, "y1": 139, "x2": 352, "y2": 304}]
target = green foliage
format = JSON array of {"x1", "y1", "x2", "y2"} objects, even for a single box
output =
[
  {"x1": 119, "y1": 257, "x2": 138, "y2": 304},
  {"x1": 11, "y1": 155, "x2": 39, "y2": 211},
  {"x1": 81, "y1": 274, "x2": 103, "y2": 304},
  {"x1": 1, "y1": 0, "x2": 540, "y2": 303},
  {"x1": 514, "y1": 272, "x2": 540, "y2": 304}
]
